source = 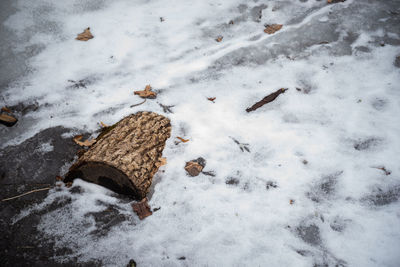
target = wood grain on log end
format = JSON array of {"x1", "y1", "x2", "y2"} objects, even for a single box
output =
[{"x1": 65, "y1": 111, "x2": 171, "y2": 199}]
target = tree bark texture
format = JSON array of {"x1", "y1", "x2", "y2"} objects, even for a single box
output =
[{"x1": 65, "y1": 112, "x2": 171, "y2": 199}]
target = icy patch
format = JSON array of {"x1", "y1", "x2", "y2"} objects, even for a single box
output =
[{"x1": 34, "y1": 141, "x2": 54, "y2": 153}]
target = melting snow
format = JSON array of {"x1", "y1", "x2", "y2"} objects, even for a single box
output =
[{"x1": 2, "y1": 0, "x2": 400, "y2": 266}]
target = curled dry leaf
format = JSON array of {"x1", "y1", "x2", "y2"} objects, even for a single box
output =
[
  {"x1": 264, "y1": 24, "x2": 283, "y2": 34},
  {"x1": 132, "y1": 198, "x2": 152, "y2": 220},
  {"x1": 0, "y1": 113, "x2": 18, "y2": 127},
  {"x1": 176, "y1": 136, "x2": 189, "y2": 143},
  {"x1": 134, "y1": 84, "x2": 157, "y2": 99},
  {"x1": 207, "y1": 97, "x2": 216, "y2": 102},
  {"x1": 216, "y1": 36, "x2": 223, "y2": 42},
  {"x1": 73, "y1": 135, "x2": 96, "y2": 147},
  {"x1": 1, "y1": 106, "x2": 12, "y2": 113},
  {"x1": 76, "y1": 27, "x2": 94, "y2": 41},
  {"x1": 185, "y1": 160, "x2": 204, "y2": 177}
]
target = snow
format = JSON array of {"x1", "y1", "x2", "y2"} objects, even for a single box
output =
[{"x1": 2, "y1": 0, "x2": 400, "y2": 266}]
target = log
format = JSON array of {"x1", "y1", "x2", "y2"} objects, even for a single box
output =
[{"x1": 65, "y1": 112, "x2": 171, "y2": 199}]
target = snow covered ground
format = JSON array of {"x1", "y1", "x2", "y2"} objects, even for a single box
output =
[{"x1": 2, "y1": 0, "x2": 400, "y2": 266}]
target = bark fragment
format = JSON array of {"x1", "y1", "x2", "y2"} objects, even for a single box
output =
[{"x1": 246, "y1": 88, "x2": 288, "y2": 112}]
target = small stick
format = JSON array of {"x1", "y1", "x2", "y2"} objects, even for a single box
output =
[
  {"x1": 130, "y1": 98, "x2": 146, "y2": 108},
  {"x1": 1, "y1": 187, "x2": 52, "y2": 202}
]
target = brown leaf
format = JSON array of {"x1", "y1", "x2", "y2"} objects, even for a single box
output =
[
  {"x1": 176, "y1": 136, "x2": 189, "y2": 143},
  {"x1": 207, "y1": 97, "x2": 216, "y2": 103},
  {"x1": 264, "y1": 24, "x2": 283, "y2": 34},
  {"x1": 76, "y1": 27, "x2": 94, "y2": 41},
  {"x1": 100, "y1": 121, "x2": 108, "y2": 128},
  {"x1": 132, "y1": 198, "x2": 152, "y2": 220},
  {"x1": 134, "y1": 84, "x2": 157, "y2": 99},
  {"x1": 246, "y1": 88, "x2": 288, "y2": 112},
  {"x1": 216, "y1": 36, "x2": 223, "y2": 42},
  {"x1": 0, "y1": 113, "x2": 18, "y2": 127},
  {"x1": 1, "y1": 106, "x2": 11, "y2": 113},
  {"x1": 185, "y1": 161, "x2": 204, "y2": 176},
  {"x1": 290, "y1": 199, "x2": 295, "y2": 205},
  {"x1": 229, "y1": 20, "x2": 234, "y2": 25},
  {"x1": 73, "y1": 135, "x2": 96, "y2": 147}
]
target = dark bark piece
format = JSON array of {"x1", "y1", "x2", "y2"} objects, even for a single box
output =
[
  {"x1": 65, "y1": 111, "x2": 171, "y2": 199},
  {"x1": 132, "y1": 198, "x2": 152, "y2": 220},
  {"x1": 246, "y1": 88, "x2": 288, "y2": 112},
  {"x1": 0, "y1": 113, "x2": 18, "y2": 127},
  {"x1": 327, "y1": 0, "x2": 346, "y2": 3}
]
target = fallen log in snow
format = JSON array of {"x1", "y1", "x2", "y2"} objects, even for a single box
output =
[{"x1": 65, "y1": 112, "x2": 171, "y2": 199}]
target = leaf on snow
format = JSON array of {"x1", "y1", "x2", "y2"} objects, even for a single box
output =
[
  {"x1": 0, "y1": 113, "x2": 18, "y2": 127},
  {"x1": 76, "y1": 27, "x2": 94, "y2": 41},
  {"x1": 132, "y1": 198, "x2": 152, "y2": 220},
  {"x1": 176, "y1": 136, "x2": 189, "y2": 143},
  {"x1": 216, "y1": 36, "x2": 223, "y2": 42},
  {"x1": 264, "y1": 24, "x2": 283, "y2": 34},
  {"x1": 73, "y1": 135, "x2": 96, "y2": 147},
  {"x1": 134, "y1": 84, "x2": 157, "y2": 99},
  {"x1": 207, "y1": 97, "x2": 216, "y2": 102}
]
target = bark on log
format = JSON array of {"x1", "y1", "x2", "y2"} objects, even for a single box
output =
[{"x1": 65, "y1": 112, "x2": 171, "y2": 199}]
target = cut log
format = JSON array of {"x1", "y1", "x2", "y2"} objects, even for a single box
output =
[{"x1": 65, "y1": 111, "x2": 171, "y2": 199}]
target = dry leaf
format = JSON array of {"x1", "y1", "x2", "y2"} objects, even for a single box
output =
[
  {"x1": 132, "y1": 198, "x2": 152, "y2": 220},
  {"x1": 1, "y1": 106, "x2": 11, "y2": 113},
  {"x1": 156, "y1": 157, "x2": 167, "y2": 167},
  {"x1": 264, "y1": 24, "x2": 283, "y2": 34},
  {"x1": 100, "y1": 121, "x2": 108, "y2": 128},
  {"x1": 290, "y1": 199, "x2": 295, "y2": 205},
  {"x1": 73, "y1": 135, "x2": 96, "y2": 147},
  {"x1": 134, "y1": 84, "x2": 157, "y2": 99},
  {"x1": 207, "y1": 97, "x2": 216, "y2": 102},
  {"x1": 185, "y1": 161, "x2": 204, "y2": 176},
  {"x1": 76, "y1": 27, "x2": 94, "y2": 41},
  {"x1": 0, "y1": 113, "x2": 18, "y2": 127},
  {"x1": 176, "y1": 136, "x2": 189, "y2": 143},
  {"x1": 229, "y1": 20, "x2": 234, "y2": 25},
  {"x1": 216, "y1": 36, "x2": 223, "y2": 42}
]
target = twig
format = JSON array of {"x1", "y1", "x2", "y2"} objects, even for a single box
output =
[
  {"x1": 130, "y1": 98, "x2": 146, "y2": 108},
  {"x1": 1, "y1": 187, "x2": 52, "y2": 202}
]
